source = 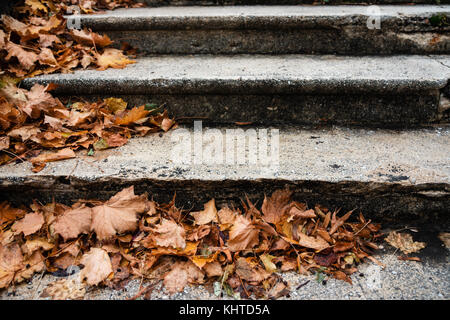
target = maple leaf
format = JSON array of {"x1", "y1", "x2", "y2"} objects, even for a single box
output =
[
  {"x1": 163, "y1": 260, "x2": 204, "y2": 294},
  {"x1": 23, "y1": 83, "x2": 63, "y2": 118},
  {"x1": 38, "y1": 34, "x2": 60, "y2": 48},
  {"x1": 5, "y1": 41, "x2": 38, "y2": 70},
  {"x1": 385, "y1": 231, "x2": 426, "y2": 255},
  {"x1": 52, "y1": 204, "x2": 92, "y2": 241},
  {"x1": 25, "y1": 0, "x2": 48, "y2": 14},
  {"x1": 190, "y1": 199, "x2": 218, "y2": 225},
  {"x1": 0, "y1": 244, "x2": 23, "y2": 289},
  {"x1": 91, "y1": 186, "x2": 147, "y2": 241},
  {"x1": 227, "y1": 215, "x2": 259, "y2": 252},
  {"x1": 80, "y1": 248, "x2": 113, "y2": 286},
  {"x1": 70, "y1": 29, "x2": 113, "y2": 48},
  {"x1": 96, "y1": 48, "x2": 135, "y2": 71},
  {"x1": 151, "y1": 218, "x2": 186, "y2": 250},
  {"x1": 261, "y1": 189, "x2": 292, "y2": 225},
  {"x1": 11, "y1": 211, "x2": 44, "y2": 236},
  {"x1": 114, "y1": 105, "x2": 149, "y2": 126}
]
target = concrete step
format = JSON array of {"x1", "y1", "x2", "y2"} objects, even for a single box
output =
[
  {"x1": 22, "y1": 55, "x2": 450, "y2": 127},
  {"x1": 70, "y1": 6, "x2": 450, "y2": 55},
  {"x1": 1, "y1": 125, "x2": 449, "y2": 223}
]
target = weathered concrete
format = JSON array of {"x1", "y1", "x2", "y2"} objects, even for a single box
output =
[
  {"x1": 0, "y1": 125, "x2": 449, "y2": 222},
  {"x1": 22, "y1": 55, "x2": 450, "y2": 126},
  {"x1": 70, "y1": 6, "x2": 450, "y2": 54}
]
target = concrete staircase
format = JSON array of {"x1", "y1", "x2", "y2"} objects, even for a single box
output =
[
  {"x1": 2, "y1": 3, "x2": 450, "y2": 222},
  {"x1": 1, "y1": 1, "x2": 449, "y2": 301}
]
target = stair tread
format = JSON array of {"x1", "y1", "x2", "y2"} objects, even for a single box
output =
[
  {"x1": 24, "y1": 55, "x2": 450, "y2": 94},
  {"x1": 1, "y1": 126, "x2": 449, "y2": 186}
]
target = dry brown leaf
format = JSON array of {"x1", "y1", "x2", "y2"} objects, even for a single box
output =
[
  {"x1": 0, "y1": 201, "x2": 26, "y2": 224},
  {"x1": 5, "y1": 41, "x2": 38, "y2": 70},
  {"x1": 227, "y1": 215, "x2": 259, "y2": 252},
  {"x1": 41, "y1": 277, "x2": 86, "y2": 300},
  {"x1": 163, "y1": 260, "x2": 204, "y2": 294},
  {"x1": 80, "y1": 248, "x2": 113, "y2": 286},
  {"x1": 91, "y1": 186, "x2": 147, "y2": 241},
  {"x1": 114, "y1": 105, "x2": 149, "y2": 126},
  {"x1": 0, "y1": 244, "x2": 24, "y2": 289},
  {"x1": 52, "y1": 204, "x2": 92, "y2": 241},
  {"x1": 438, "y1": 232, "x2": 450, "y2": 249},
  {"x1": 22, "y1": 237, "x2": 54, "y2": 255},
  {"x1": 385, "y1": 231, "x2": 426, "y2": 255},
  {"x1": 329, "y1": 210, "x2": 353, "y2": 235},
  {"x1": 14, "y1": 250, "x2": 45, "y2": 283},
  {"x1": 261, "y1": 189, "x2": 292, "y2": 225},
  {"x1": 30, "y1": 147, "x2": 76, "y2": 164},
  {"x1": 70, "y1": 29, "x2": 112, "y2": 47},
  {"x1": 235, "y1": 257, "x2": 270, "y2": 283},
  {"x1": 96, "y1": 48, "x2": 135, "y2": 71},
  {"x1": 152, "y1": 218, "x2": 186, "y2": 250},
  {"x1": 190, "y1": 199, "x2": 218, "y2": 225},
  {"x1": 11, "y1": 211, "x2": 44, "y2": 236}
]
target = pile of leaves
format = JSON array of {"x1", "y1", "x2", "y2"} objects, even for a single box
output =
[
  {"x1": 0, "y1": 0, "x2": 142, "y2": 78},
  {"x1": 0, "y1": 188, "x2": 383, "y2": 299},
  {"x1": 0, "y1": 1, "x2": 176, "y2": 172},
  {"x1": 0, "y1": 82, "x2": 176, "y2": 172}
]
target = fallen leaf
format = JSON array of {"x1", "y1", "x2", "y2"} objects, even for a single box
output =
[
  {"x1": 152, "y1": 218, "x2": 186, "y2": 250},
  {"x1": 30, "y1": 147, "x2": 76, "y2": 163},
  {"x1": 80, "y1": 248, "x2": 113, "y2": 286},
  {"x1": 190, "y1": 199, "x2": 218, "y2": 225},
  {"x1": 41, "y1": 277, "x2": 86, "y2": 300},
  {"x1": 227, "y1": 215, "x2": 259, "y2": 252},
  {"x1": 52, "y1": 204, "x2": 92, "y2": 241},
  {"x1": 385, "y1": 231, "x2": 426, "y2": 255},
  {"x1": 261, "y1": 189, "x2": 292, "y2": 225},
  {"x1": 11, "y1": 211, "x2": 44, "y2": 236},
  {"x1": 0, "y1": 244, "x2": 24, "y2": 288},
  {"x1": 91, "y1": 186, "x2": 147, "y2": 241},
  {"x1": 235, "y1": 257, "x2": 270, "y2": 283},
  {"x1": 163, "y1": 260, "x2": 204, "y2": 294},
  {"x1": 96, "y1": 48, "x2": 135, "y2": 71}
]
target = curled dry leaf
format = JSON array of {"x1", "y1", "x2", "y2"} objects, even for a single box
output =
[
  {"x1": 235, "y1": 257, "x2": 270, "y2": 283},
  {"x1": 190, "y1": 199, "x2": 218, "y2": 225},
  {"x1": 80, "y1": 248, "x2": 113, "y2": 286},
  {"x1": 91, "y1": 186, "x2": 147, "y2": 241}
]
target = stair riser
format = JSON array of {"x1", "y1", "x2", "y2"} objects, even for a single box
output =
[
  {"x1": 1, "y1": 179, "x2": 448, "y2": 223},
  {"x1": 105, "y1": 29, "x2": 450, "y2": 55},
  {"x1": 24, "y1": 90, "x2": 446, "y2": 127}
]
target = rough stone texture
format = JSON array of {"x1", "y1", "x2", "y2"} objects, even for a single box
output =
[
  {"x1": 22, "y1": 55, "x2": 450, "y2": 126},
  {"x1": 1, "y1": 234, "x2": 448, "y2": 300},
  {"x1": 71, "y1": 6, "x2": 450, "y2": 54},
  {"x1": 0, "y1": 125, "x2": 448, "y2": 223}
]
